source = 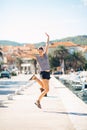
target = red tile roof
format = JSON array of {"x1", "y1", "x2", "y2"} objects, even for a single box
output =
[
  {"x1": 1, "y1": 42, "x2": 86, "y2": 60},
  {"x1": 49, "y1": 42, "x2": 77, "y2": 48}
]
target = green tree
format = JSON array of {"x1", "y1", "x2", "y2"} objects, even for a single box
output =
[
  {"x1": 84, "y1": 60, "x2": 87, "y2": 70},
  {"x1": 49, "y1": 45, "x2": 69, "y2": 72},
  {"x1": 49, "y1": 54, "x2": 60, "y2": 70},
  {"x1": 48, "y1": 45, "x2": 86, "y2": 73},
  {"x1": 15, "y1": 57, "x2": 23, "y2": 71},
  {"x1": 65, "y1": 51, "x2": 86, "y2": 71},
  {"x1": 53, "y1": 45, "x2": 69, "y2": 60}
]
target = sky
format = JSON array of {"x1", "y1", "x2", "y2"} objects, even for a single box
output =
[{"x1": 0, "y1": 0, "x2": 87, "y2": 43}]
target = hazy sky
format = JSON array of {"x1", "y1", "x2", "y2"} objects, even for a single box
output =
[{"x1": 0, "y1": 0, "x2": 87, "y2": 43}]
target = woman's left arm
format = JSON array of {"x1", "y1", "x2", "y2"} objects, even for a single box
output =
[{"x1": 44, "y1": 33, "x2": 50, "y2": 54}]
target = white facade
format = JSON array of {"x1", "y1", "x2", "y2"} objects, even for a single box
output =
[{"x1": 21, "y1": 58, "x2": 35, "y2": 74}]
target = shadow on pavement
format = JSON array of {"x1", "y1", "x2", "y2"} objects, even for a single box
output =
[
  {"x1": 43, "y1": 111, "x2": 87, "y2": 116},
  {"x1": 0, "y1": 105, "x2": 8, "y2": 108}
]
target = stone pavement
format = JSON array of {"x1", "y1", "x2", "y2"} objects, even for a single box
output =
[{"x1": 0, "y1": 75, "x2": 87, "y2": 130}]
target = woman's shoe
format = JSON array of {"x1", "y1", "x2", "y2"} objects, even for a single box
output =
[{"x1": 35, "y1": 100, "x2": 41, "y2": 109}]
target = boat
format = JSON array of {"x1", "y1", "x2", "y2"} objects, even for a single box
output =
[{"x1": 79, "y1": 82, "x2": 87, "y2": 97}]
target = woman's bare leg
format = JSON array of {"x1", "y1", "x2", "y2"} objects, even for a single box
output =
[
  {"x1": 34, "y1": 77, "x2": 45, "y2": 89},
  {"x1": 34, "y1": 77, "x2": 48, "y2": 96},
  {"x1": 37, "y1": 79, "x2": 49, "y2": 101},
  {"x1": 30, "y1": 75, "x2": 45, "y2": 89},
  {"x1": 35, "y1": 79, "x2": 49, "y2": 108},
  {"x1": 30, "y1": 75, "x2": 48, "y2": 99}
]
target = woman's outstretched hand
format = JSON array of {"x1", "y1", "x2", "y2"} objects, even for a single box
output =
[{"x1": 45, "y1": 32, "x2": 49, "y2": 37}]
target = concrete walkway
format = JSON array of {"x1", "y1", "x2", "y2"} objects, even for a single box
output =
[{"x1": 0, "y1": 75, "x2": 87, "y2": 130}]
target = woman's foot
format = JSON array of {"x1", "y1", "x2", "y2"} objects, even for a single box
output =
[{"x1": 35, "y1": 100, "x2": 41, "y2": 109}]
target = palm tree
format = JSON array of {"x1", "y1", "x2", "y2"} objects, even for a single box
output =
[
  {"x1": 48, "y1": 54, "x2": 60, "y2": 70},
  {"x1": 54, "y1": 45, "x2": 69, "y2": 59},
  {"x1": 49, "y1": 45, "x2": 86, "y2": 73},
  {"x1": 53, "y1": 45, "x2": 69, "y2": 73},
  {"x1": 65, "y1": 51, "x2": 86, "y2": 71},
  {"x1": 15, "y1": 57, "x2": 23, "y2": 71}
]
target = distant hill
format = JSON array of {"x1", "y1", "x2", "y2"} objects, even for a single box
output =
[
  {"x1": 34, "y1": 35, "x2": 87, "y2": 48},
  {"x1": 51, "y1": 35, "x2": 87, "y2": 45},
  {"x1": 0, "y1": 35, "x2": 87, "y2": 47},
  {"x1": 34, "y1": 42, "x2": 46, "y2": 48},
  {"x1": 0, "y1": 40, "x2": 21, "y2": 46}
]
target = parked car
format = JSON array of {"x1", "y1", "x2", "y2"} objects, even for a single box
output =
[{"x1": 0, "y1": 71, "x2": 11, "y2": 78}]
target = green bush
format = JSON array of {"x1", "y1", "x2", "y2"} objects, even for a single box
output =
[{"x1": 11, "y1": 72, "x2": 17, "y2": 76}]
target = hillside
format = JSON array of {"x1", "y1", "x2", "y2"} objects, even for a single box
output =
[
  {"x1": 34, "y1": 35, "x2": 87, "y2": 48},
  {"x1": 0, "y1": 40, "x2": 21, "y2": 46},
  {"x1": 0, "y1": 35, "x2": 87, "y2": 47},
  {"x1": 52, "y1": 35, "x2": 87, "y2": 45}
]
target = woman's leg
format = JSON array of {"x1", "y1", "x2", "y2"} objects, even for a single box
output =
[
  {"x1": 29, "y1": 75, "x2": 47, "y2": 96},
  {"x1": 35, "y1": 79, "x2": 50, "y2": 108},
  {"x1": 30, "y1": 75, "x2": 45, "y2": 89},
  {"x1": 34, "y1": 76, "x2": 45, "y2": 89},
  {"x1": 35, "y1": 79, "x2": 49, "y2": 108},
  {"x1": 37, "y1": 79, "x2": 49, "y2": 101},
  {"x1": 34, "y1": 77, "x2": 48, "y2": 97}
]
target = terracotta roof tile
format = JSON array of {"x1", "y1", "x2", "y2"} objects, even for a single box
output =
[
  {"x1": 1, "y1": 42, "x2": 85, "y2": 59},
  {"x1": 49, "y1": 42, "x2": 77, "y2": 48}
]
